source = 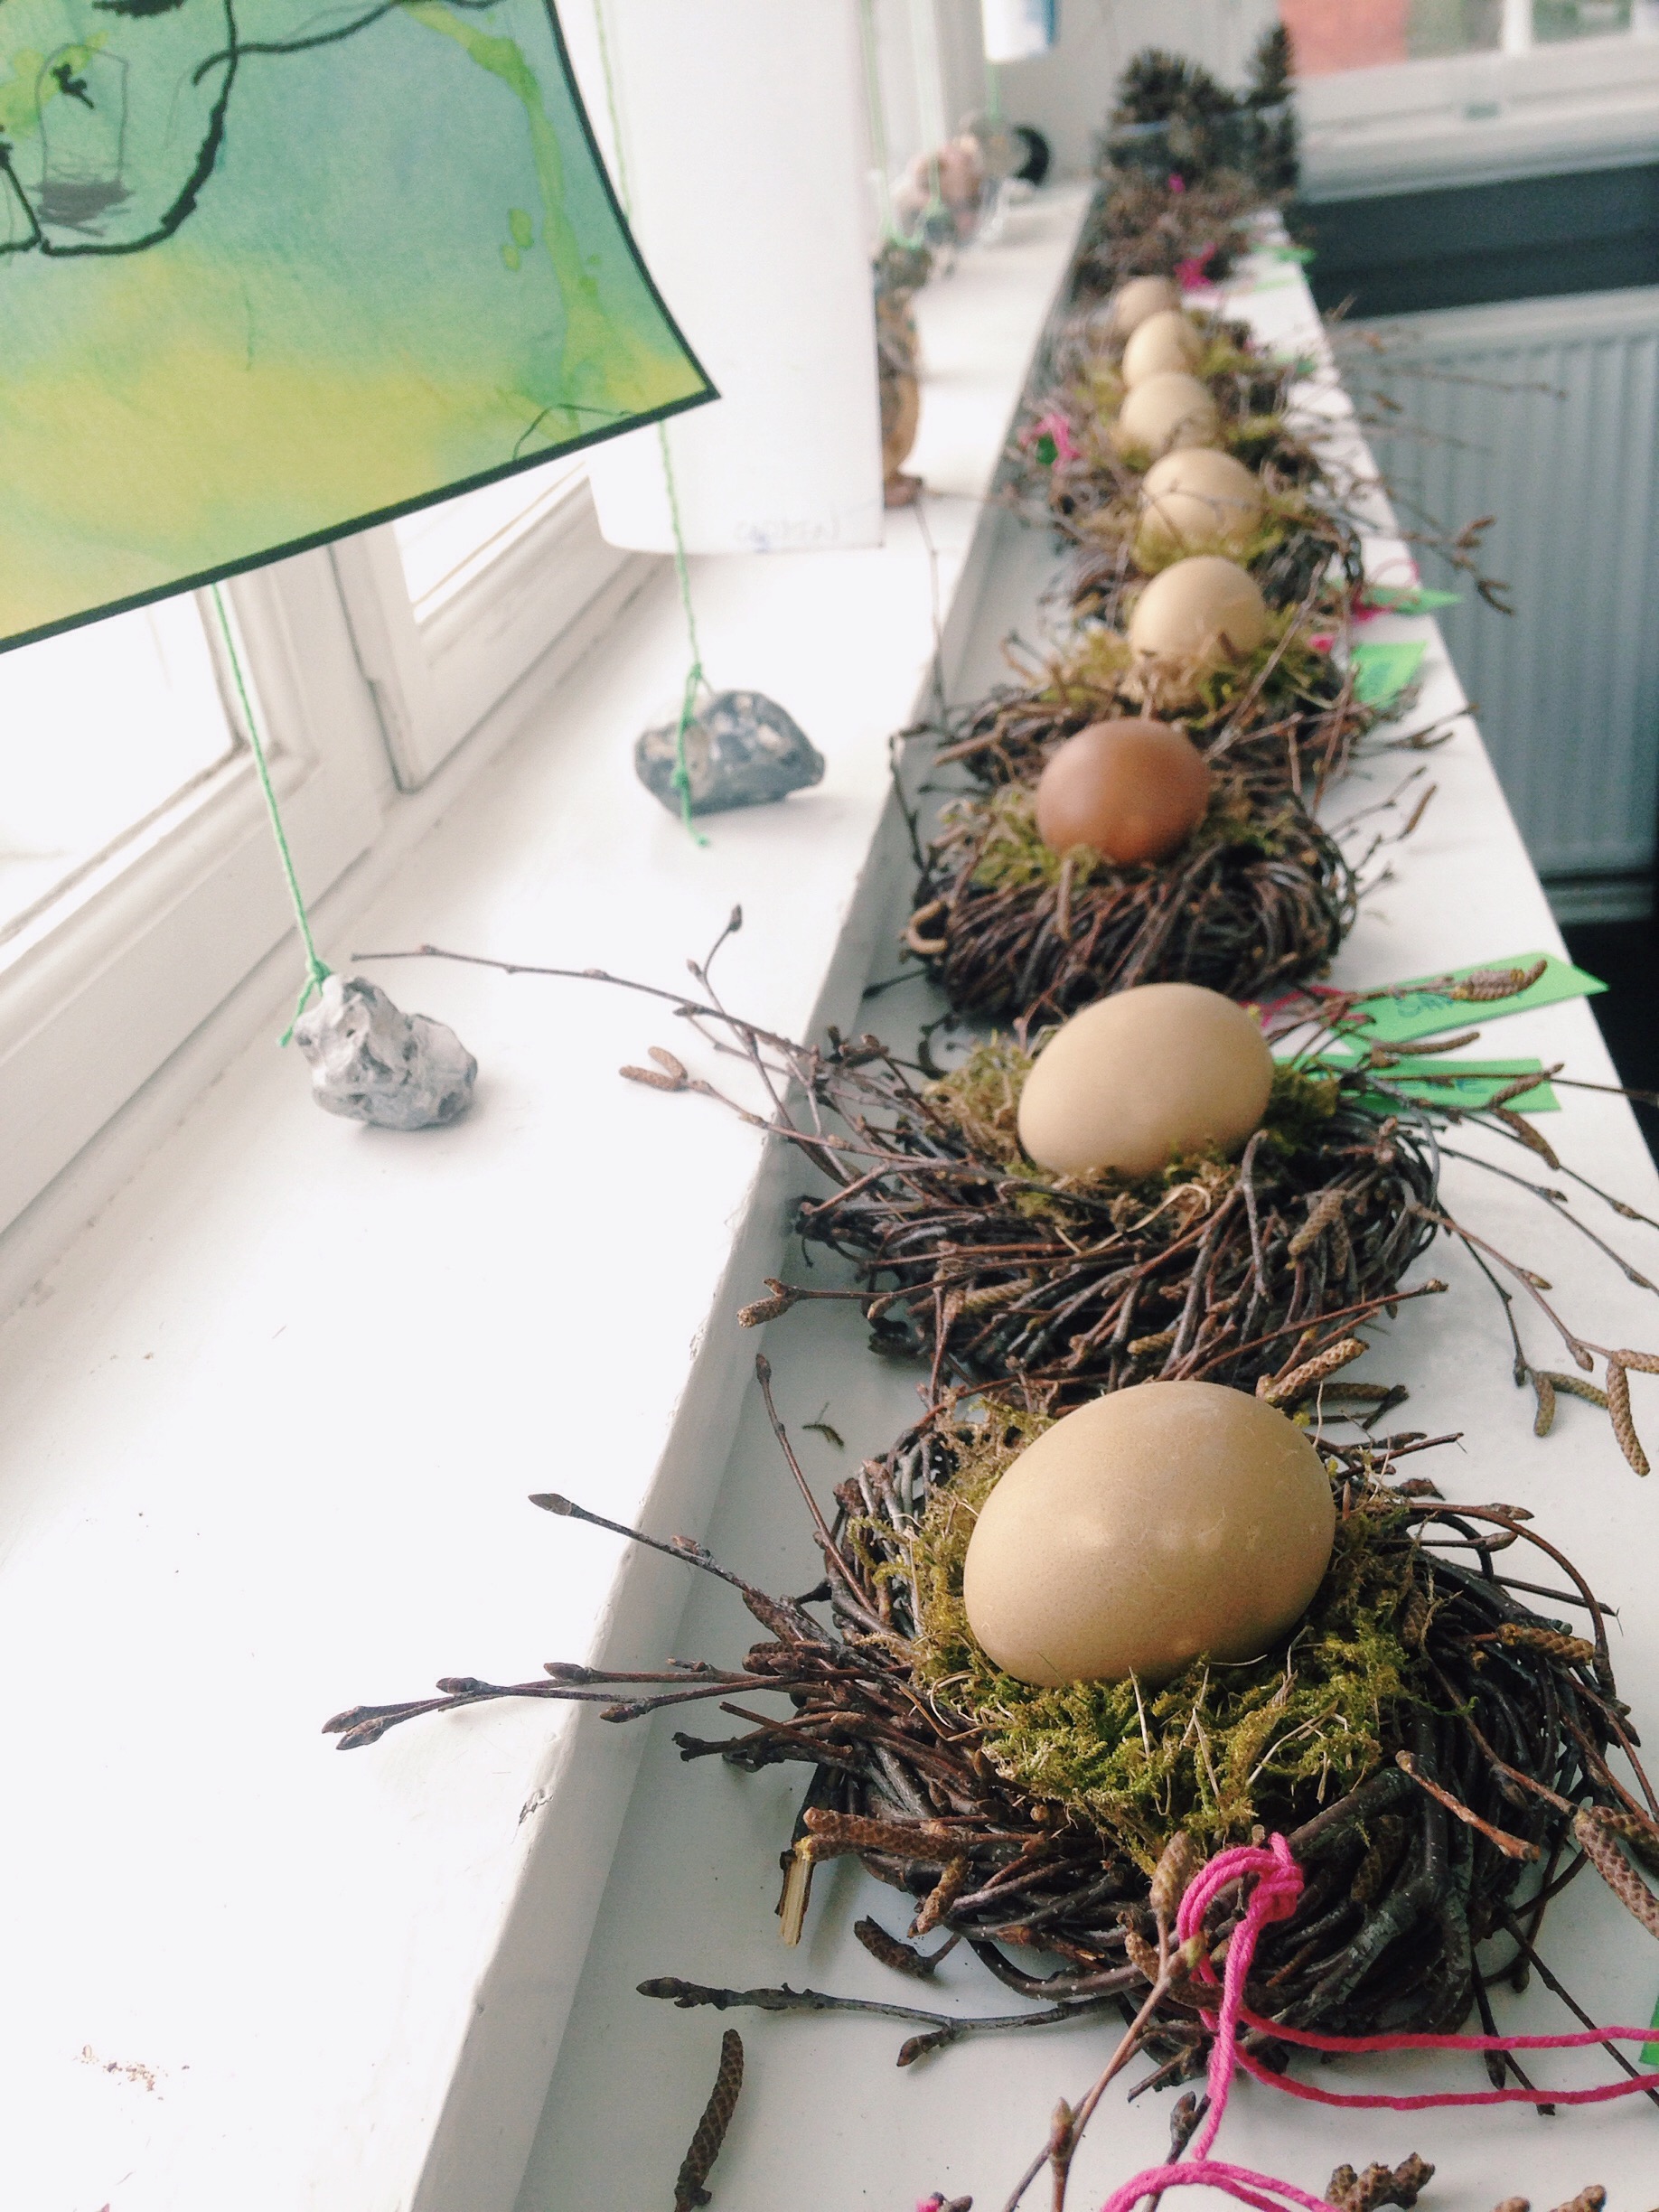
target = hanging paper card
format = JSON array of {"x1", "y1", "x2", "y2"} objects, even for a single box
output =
[
  {"x1": 1345, "y1": 952, "x2": 1607, "y2": 1046},
  {"x1": 0, "y1": 0, "x2": 714, "y2": 651},
  {"x1": 1350, "y1": 639, "x2": 1427, "y2": 706}
]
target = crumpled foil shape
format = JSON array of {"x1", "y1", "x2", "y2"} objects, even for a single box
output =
[
  {"x1": 634, "y1": 689, "x2": 823, "y2": 818},
  {"x1": 293, "y1": 974, "x2": 476, "y2": 1131}
]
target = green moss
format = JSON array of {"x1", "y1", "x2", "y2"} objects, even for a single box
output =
[
  {"x1": 924, "y1": 1039, "x2": 1342, "y2": 1224},
  {"x1": 952, "y1": 779, "x2": 1297, "y2": 899},
  {"x1": 897, "y1": 1411, "x2": 1422, "y2": 1866}
]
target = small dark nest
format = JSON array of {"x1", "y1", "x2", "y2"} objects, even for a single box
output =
[
  {"x1": 745, "y1": 1038, "x2": 1432, "y2": 1413},
  {"x1": 904, "y1": 776, "x2": 1355, "y2": 1026},
  {"x1": 328, "y1": 1403, "x2": 1659, "y2": 2096}
]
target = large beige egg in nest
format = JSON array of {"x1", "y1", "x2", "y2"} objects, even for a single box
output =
[
  {"x1": 1111, "y1": 371, "x2": 1220, "y2": 460},
  {"x1": 1035, "y1": 718, "x2": 1210, "y2": 866},
  {"x1": 1017, "y1": 982, "x2": 1273, "y2": 1178},
  {"x1": 1108, "y1": 274, "x2": 1181, "y2": 340},
  {"x1": 1121, "y1": 308, "x2": 1204, "y2": 387},
  {"x1": 961, "y1": 1381, "x2": 1336, "y2": 1686},
  {"x1": 1137, "y1": 449, "x2": 1264, "y2": 567},
  {"x1": 1128, "y1": 555, "x2": 1269, "y2": 679}
]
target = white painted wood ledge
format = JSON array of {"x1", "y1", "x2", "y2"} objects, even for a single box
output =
[{"x1": 0, "y1": 187, "x2": 1090, "y2": 2212}]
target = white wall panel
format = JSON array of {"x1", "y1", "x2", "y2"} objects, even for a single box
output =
[{"x1": 1356, "y1": 286, "x2": 1659, "y2": 902}]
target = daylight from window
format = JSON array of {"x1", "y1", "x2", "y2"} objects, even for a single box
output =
[{"x1": 0, "y1": 599, "x2": 237, "y2": 942}]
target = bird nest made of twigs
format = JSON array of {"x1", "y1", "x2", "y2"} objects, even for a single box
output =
[
  {"x1": 904, "y1": 775, "x2": 1355, "y2": 1026},
  {"x1": 327, "y1": 1397, "x2": 1659, "y2": 2094},
  {"x1": 930, "y1": 619, "x2": 1381, "y2": 806}
]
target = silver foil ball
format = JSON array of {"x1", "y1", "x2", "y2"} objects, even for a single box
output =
[{"x1": 293, "y1": 975, "x2": 476, "y2": 1132}]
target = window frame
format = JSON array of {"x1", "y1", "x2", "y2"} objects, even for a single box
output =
[{"x1": 332, "y1": 473, "x2": 642, "y2": 792}]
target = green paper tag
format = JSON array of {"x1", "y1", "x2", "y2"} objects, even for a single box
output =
[
  {"x1": 1344, "y1": 953, "x2": 1607, "y2": 1046},
  {"x1": 1270, "y1": 243, "x2": 1315, "y2": 264},
  {"x1": 1351, "y1": 640, "x2": 1427, "y2": 706},
  {"x1": 1290, "y1": 1053, "x2": 1560, "y2": 1114},
  {"x1": 1360, "y1": 585, "x2": 1462, "y2": 615},
  {"x1": 1645, "y1": 1987, "x2": 1659, "y2": 2072}
]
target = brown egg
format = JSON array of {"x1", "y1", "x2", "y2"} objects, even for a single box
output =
[
  {"x1": 1035, "y1": 718, "x2": 1210, "y2": 865},
  {"x1": 1017, "y1": 982, "x2": 1273, "y2": 1177},
  {"x1": 1108, "y1": 274, "x2": 1182, "y2": 339},
  {"x1": 961, "y1": 1382, "x2": 1336, "y2": 1686},
  {"x1": 1137, "y1": 449, "x2": 1265, "y2": 566},
  {"x1": 1128, "y1": 556, "x2": 1269, "y2": 678},
  {"x1": 1111, "y1": 371, "x2": 1221, "y2": 460},
  {"x1": 1121, "y1": 308, "x2": 1205, "y2": 387}
]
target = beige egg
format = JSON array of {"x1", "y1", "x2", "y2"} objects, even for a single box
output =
[
  {"x1": 1017, "y1": 982, "x2": 1273, "y2": 1178},
  {"x1": 1111, "y1": 371, "x2": 1221, "y2": 460},
  {"x1": 1137, "y1": 449, "x2": 1265, "y2": 566},
  {"x1": 1109, "y1": 274, "x2": 1182, "y2": 340},
  {"x1": 1121, "y1": 308, "x2": 1205, "y2": 387},
  {"x1": 1128, "y1": 556, "x2": 1269, "y2": 678},
  {"x1": 961, "y1": 1382, "x2": 1336, "y2": 1686}
]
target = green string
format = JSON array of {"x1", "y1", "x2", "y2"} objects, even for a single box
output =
[
  {"x1": 592, "y1": 0, "x2": 707, "y2": 844},
  {"x1": 858, "y1": 0, "x2": 904, "y2": 245},
  {"x1": 209, "y1": 585, "x2": 331, "y2": 1043},
  {"x1": 985, "y1": 58, "x2": 1003, "y2": 125}
]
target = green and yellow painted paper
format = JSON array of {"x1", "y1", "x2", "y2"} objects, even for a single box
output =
[{"x1": 0, "y1": 0, "x2": 712, "y2": 647}]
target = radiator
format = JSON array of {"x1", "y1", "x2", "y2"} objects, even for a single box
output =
[{"x1": 1349, "y1": 285, "x2": 1659, "y2": 915}]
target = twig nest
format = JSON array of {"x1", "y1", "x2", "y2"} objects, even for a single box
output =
[
  {"x1": 1128, "y1": 555, "x2": 1269, "y2": 689},
  {"x1": 1017, "y1": 982, "x2": 1273, "y2": 1176},
  {"x1": 294, "y1": 975, "x2": 476, "y2": 1132},
  {"x1": 961, "y1": 1382, "x2": 1336, "y2": 1685},
  {"x1": 1034, "y1": 717, "x2": 1210, "y2": 864},
  {"x1": 1136, "y1": 448, "x2": 1264, "y2": 566},
  {"x1": 1107, "y1": 272, "x2": 1182, "y2": 338},
  {"x1": 1111, "y1": 370, "x2": 1220, "y2": 459},
  {"x1": 635, "y1": 690, "x2": 823, "y2": 817},
  {"x1": 1121, "y1": 307, "x2": 1204, "y2": 386}
]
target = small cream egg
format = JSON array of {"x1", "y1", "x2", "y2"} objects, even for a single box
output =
[
  {"x1": 1017, "y1": 982, "x2": 1273, "y2": 1179},
  {"x1": 1109, "y1": 274, "x2": 1182, "y2": 340},
  {"x1": 1127, "y1": 555, "x2": 1269, "y2": 679},
  {"x1": 1121, "y1": 308, "x2": 1205, "y2": 387},
  {"x1": 961, "y1": 1381, "x2": 1337, "y2": 1686},
  {"x1": 1136, "y1": 449, "x2": 1265, "y2": 567},
  {"x1": 1111, "y1": 371, "x2": 1221, "y2": 460}
]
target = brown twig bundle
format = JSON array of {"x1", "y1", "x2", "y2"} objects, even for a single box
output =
[
  {"x1": 324, "y1": 1391, "x2": 1659, "y2": 2140},
  {"x1": 904, "y1": 774, "x2": 1355, "y2": 1026}
]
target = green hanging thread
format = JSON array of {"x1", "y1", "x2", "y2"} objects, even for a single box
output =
[
  {"x1": 858, "y1": 0, "x2": 904, "y2": 246},
  {"x1": 209, "y1": 585, "x2": 331, "y2": 1044},
  {"x1": 592, "y1": 0, "x2": 707, "y2": 844}
]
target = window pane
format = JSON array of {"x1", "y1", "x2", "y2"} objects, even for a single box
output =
[
  {"x1": 392, "y1": 459, "x2": 587, "y2": 622},
  {"x1": 1279, "y1": 0, "x2": 1499, "y2": 70},
  {"x1": 0, "y1": 599, "x2": 236, "y2": 942},
  {"x1": 1534, "y1": 0, "x2": 1632, "y2": 39}
]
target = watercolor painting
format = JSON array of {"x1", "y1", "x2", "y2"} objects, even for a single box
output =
[{"x1": 0, "y1": 0, "x2": 714, "y2": 648}]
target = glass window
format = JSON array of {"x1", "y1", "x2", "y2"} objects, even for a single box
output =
[
  {"x1": 1280, "y1": 0, "x2": 1634, "y2": 70},
  {"x1": 392, "y1": 460, "x2": 588, "y2": 623},
  {"x1": 0, "y1": 599, "x2": 238, "y2": 945}
]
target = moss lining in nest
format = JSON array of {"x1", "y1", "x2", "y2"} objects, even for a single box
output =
[
  {"x1": 899, "y1": 1410, "x2": 1420, "y2": 1867},
  {"x1": 926, "y1": 1039, "x2": 1337, "y2": 1203},
  {"x1": 957, "y1": 779, "x2": 1298, "y2": 897}
]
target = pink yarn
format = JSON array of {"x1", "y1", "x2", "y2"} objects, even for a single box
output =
[{"x1": 1089, "y1": 1835, "x2": 1659, "y2": 2212}]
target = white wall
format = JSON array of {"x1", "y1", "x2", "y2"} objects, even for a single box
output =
[{"x1": 992, "y1": 0, "x2": 1277, "y2": 174}]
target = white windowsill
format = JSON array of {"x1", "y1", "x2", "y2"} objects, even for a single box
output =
[{"x1": 0, "y1": 183, "x2": 1092, "y2": 2212}]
